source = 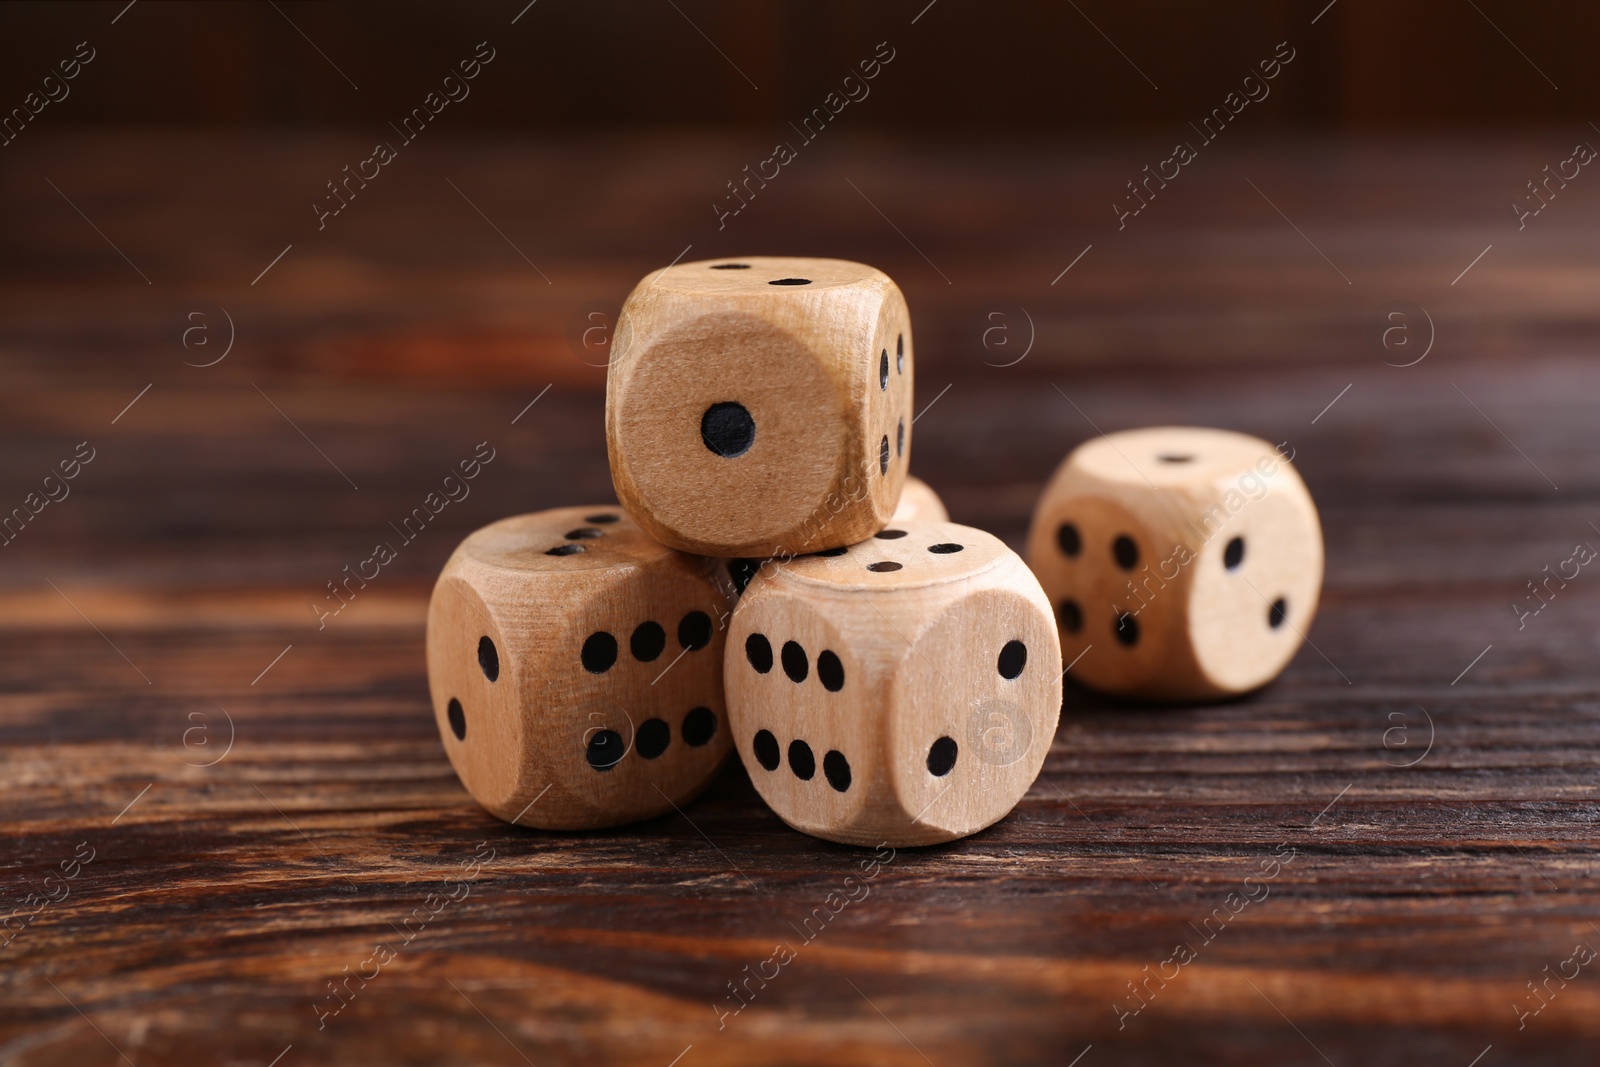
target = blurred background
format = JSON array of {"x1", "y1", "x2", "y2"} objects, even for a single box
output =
[{"x1": 5, "y1": 0, "x2": 1599, "y2": 129}]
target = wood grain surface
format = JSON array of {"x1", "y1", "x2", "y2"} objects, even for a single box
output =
[{"x1": 3, "y1": 127, "x2": 1599, "y2": 1067}]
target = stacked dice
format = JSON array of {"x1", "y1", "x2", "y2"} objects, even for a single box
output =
[
  {"x1": 426, "y1": 256, "x2": 1060, "y2": 846},
  {"x1": 426, "y1": 255, "x2": 1324, "y2": 848}
]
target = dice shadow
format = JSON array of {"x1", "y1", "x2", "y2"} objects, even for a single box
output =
[{"x1": 1059, "y1": 675, "x2": 1282, "y2": 714}]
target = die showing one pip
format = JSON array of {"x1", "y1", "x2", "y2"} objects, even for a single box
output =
[
  {"x1": 426, "y1": 507, "x2": 733, "y2": 829},
  {"x1": 727, "y1": 520, "x2": 1062, "y2": 847},
  {"x1": 1026, "y1": 427, "x2": 1323, "y2": 701},
  {"x1": 892, "y1": 475, "x2": 948, "y2": 523},
  {"x1": 606, "y1": 256, "x2": 913, "y2": 558}
]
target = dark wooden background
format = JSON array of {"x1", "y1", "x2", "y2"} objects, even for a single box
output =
[
  {"x1": 3, "y1": 0, "x2": 1599, "y2": 131},
  {"x1": 5, "y1": 2, "x2": 1600, "y2": 1065}
]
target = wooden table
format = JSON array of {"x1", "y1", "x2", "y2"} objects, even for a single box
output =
[{"x1": 3, "y1": 130, "x2": 1597, "y2": 1066}]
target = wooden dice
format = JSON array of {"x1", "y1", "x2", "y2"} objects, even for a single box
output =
[
  {"x1": 606, "y1": 256, "x2": 913, "y2": 558},
  {"x1": 726, "y1": 520, "x2": 1061, "y2": 847},
  {"x1": 426, "y1": 507, "x2": 733, "y2": 829},
  {"x1": 892, "y1": 475, "x2": 948, "y2": 523},
  {"x1": 1026, "y1": 427, "x2": 1323, "y2": 701}
]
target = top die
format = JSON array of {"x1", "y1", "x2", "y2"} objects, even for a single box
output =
[{"x1": 606, "y1": 256, "x2": 913, "y2": 558}]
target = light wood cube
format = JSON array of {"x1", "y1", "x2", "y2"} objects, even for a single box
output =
[
  {"x1": 606, "y1": 256, "x2": 913, "y2": 558},
  {"x1": 1026, "y1": 427, "x2": 1324, "y2": 701},
  {"x1": 726, "y1": 520, "x2": 1061, "y2": 847},
  {"x1": 426, "y1": 507, "x2": 732, "y2": 829},
  {"x1": 892, "y1": 474, "x2": 948, "y2": 523}
]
